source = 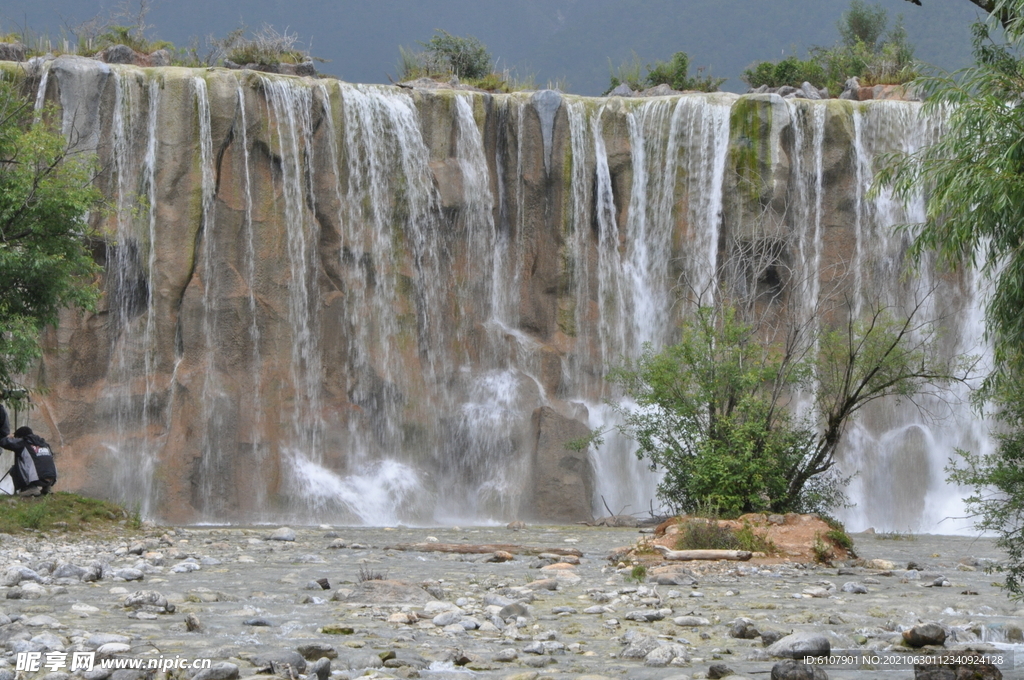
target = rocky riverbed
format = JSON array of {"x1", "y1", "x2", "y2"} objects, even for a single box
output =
[{"x1": 0, "y1": 523, "x2": 1020, "y2": 680}]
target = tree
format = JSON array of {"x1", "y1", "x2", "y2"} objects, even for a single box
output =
[
  {"x1": 840, "y1": 0, "x2": 889, "y2": 51},
  {"x1": 0, "y1": 78, "x2": 102, "y2": 394},
  {"x1": 878, "y1": 0, "x2": 1024, "y2": 598},
  {"x1": 602, "y1": 296, "x2": 962, "y2": 516},
  {"x1": 421, "y1": 30, "x2": 492, "y2": 80}
]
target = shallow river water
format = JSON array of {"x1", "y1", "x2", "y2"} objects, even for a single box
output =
[{"x1": 0, "y1": 524, "x2": 1021, "y2": 680}]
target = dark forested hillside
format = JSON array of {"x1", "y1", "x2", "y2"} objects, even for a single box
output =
[{"x1": 1, "y1": 0, "x2": 985, "y2": 93}]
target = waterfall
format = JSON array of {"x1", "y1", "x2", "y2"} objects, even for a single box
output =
[
  {"x1": 33, "y1": 58, "x2": 992, "y2": 530},
  {"x1": 836, "y1": 101, "x2": 984, "y2": 533},
  {"x1": 235, "y1": 82, "x2": 267, "y2": 514},
  {"x1": 103, "y1": 68, "x2": 163, "y2": 514},
  {"x1": 564, "y1": 95, "x2": 733, "y2": 518}
]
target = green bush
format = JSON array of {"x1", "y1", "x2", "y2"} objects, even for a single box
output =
[
  {"x1": 743, "y1": 1, "x2": 917, "y2": 94},
  {"x1": 736, "y1": 522, "x2": 777, "y2": 554},
  {"x1": 606, "y1": 52, "x2": 646, "y2": 93},
  {"x1": 606, "y1": 50, "x2": 723, "y2": 95},
  {"x1": 397, "y1": 32, "x2": 526, "y2": 92},
  {"x1": 742, "y1": 56, "x2": 826, "y2": 89},
  {"x1": 627, "y1": 564, "x2": 648, "y2": 583},
  {"x1": 421, "y1": 30, "x2": 492, "y2": 80},
  {"x1": 839, "y1": 0, "x2": 889, "y2": 51},
  {"x1": 217, "y1": 25, "x2": 310, "y2": 67},
  {"x1": 646, "y1": 52, "x2": 726, "y2": 92},
  {"x1": 675, "y1": 519, "x2": 742, "y2": 550}
]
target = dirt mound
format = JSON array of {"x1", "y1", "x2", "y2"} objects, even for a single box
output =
[{"x1": 637, "y1": 513, "x2": 853, "y2": 564}]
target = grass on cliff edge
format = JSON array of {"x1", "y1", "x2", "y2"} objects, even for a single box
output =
[{"x1": 0, "y1": 492, "x2": 139, "y2": 534}]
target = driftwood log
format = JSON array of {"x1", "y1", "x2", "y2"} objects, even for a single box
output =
[
  {"x1": 654, "y1": 545, "x2": 752, "y2": 561},
  {"x1": 387, "y1": 543, "x2": 583, "y2": 557}
]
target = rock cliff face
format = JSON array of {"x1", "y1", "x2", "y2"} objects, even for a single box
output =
[{"x1": 1, "y1": 56, "x2": 983, "y2": 529}]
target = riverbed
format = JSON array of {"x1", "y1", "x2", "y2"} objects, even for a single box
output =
[{"x1": 0, "y1": 524, "x2": 1020, "y2": 680}]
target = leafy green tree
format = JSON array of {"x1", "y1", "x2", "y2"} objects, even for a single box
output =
[
  {"x1": 602, "y1": 298, "x2": 961, "y2": 516},
  {"x1": 0, "y1": 78, "x2": 102, "y2": 393},
  {"x1": 421, "y1": 30, "x2": 492, "y2": 80},
  {"x1": 879, "y1": 0, "x2": 1024, "y2": 598},
  {"x1": 839, "y1": 0, "x2": 889, "y2": 51}
]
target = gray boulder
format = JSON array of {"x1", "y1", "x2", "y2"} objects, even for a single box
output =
[
  {"x1": 148, "y1": 49, "x2": 170, "y2": 67},
  {"x1": 641, "y1": 83, "x2": 677, "y2": 96},
  {"x1": 800, "y1": 81, "x2": 823, "y2": 100},
  {"x1": 252, "y1": 651, "x2": 306, "y2": 675},
  {"x1": 307, "y1": 657, "x2": 330, "y2": 680},
  {"x1": 730, "y1": 617, "x2": 760, "y2": 639},
  {"x1": 621, "y1": 634, "x2": 661, "y2": 659},
  {"x1": 0, "y1": 42, "x2": 26, "y2": 61},
  {"x1": 608, "y1": 83, "x2": 635, "y2": 97},
  {"x1": 100, "y1": 45, "x2": 141, "y2": 64},
  {"x1": 772, "y1": 659, "x2": 829, "y2": 679},
  {"x1": 903, "y1": 623, "x2": 947, "y2": 648},
  {"x1": 191, "y1": 663, "x2": 238, "y2": 680},
  {"x1": 268, "y1": 526, "x2": 296, "y2": 541},
  {"x1": 767, "y1": 631, "x2": 831, "y2": 658},
  {"x1": 644, "y1": 643, "x2": 689, "y2": 666},
  {"x1": 527, "y1": 407, "x2": 594, "y2": 522},
  {"x1": 122, "y1": 591, "x2": 172, "y2": 613}
]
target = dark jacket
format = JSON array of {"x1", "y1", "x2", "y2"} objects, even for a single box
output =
[{"x1": 1, "y1": 433, "x2": 56, "y2": 489}]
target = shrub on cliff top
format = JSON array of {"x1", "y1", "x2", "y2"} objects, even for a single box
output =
[
  {"x1": 606, "y1": 50, "x2": 724, "y2": 94},
  {"x1": 217, "y1": 24, "x2": 312, "y2": 66},
  {"x1": 742, "y1": 0, "x2": 916, "y2": 93}
]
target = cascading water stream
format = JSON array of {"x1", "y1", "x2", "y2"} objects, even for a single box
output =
[
  {"x1": 567, "y1": 95, "x2": 732, "y2": 518},
  {"x1": 235, "y1": 82, "x2": 268, "y2": 515},
  {"x1": 836, "y1": 101, "x2": 984, "y2": 533},
  {"x1": 104, "y1": 69, "x2": 163, "y2": 513},
  {"x1": 33, "y1": 54, "x2": 992, "y2": 530}
]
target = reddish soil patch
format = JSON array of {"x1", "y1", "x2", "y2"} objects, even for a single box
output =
[{"x1": 635, "y1": 513, "x2": 852, "y2": 565}]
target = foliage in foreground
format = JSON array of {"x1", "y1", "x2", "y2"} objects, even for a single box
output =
[
  {"x1": 877, "y1": 0, "x2": 1024, "y2": 599},
  {"x1": 606, "y1": 51, "x2": 725, "y2": 95},
  {"x1": 0, "y1": 492, "x2": 136, "y2": 533},
  {"x1": 0, "y1": 79, "x2": 102, "y2": 393},
  {"x1": 596, "y1": 298, "x2": 963, "y2": 517}
]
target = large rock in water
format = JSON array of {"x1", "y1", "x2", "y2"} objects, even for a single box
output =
[{"x1": 527, "y1": 407, "x2": 593, "y2": 522}]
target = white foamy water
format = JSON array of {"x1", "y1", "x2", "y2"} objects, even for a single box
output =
[{"x1": 61, "y1": 63, "x2": 989, "y2": 531}]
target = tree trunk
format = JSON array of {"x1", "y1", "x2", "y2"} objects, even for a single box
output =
[{"x1": 654, "y1": 545, "x2": 753, "y2": 561}]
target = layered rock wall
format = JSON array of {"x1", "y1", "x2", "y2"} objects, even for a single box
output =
[{"x1": 1, "y1": 57, "x2": 981, "y2": 529}]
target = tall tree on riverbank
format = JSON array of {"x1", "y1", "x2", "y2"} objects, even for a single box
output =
[
  {"x1": 0, "y1": 79, "x2": 102, "y2": 395},
  {"x1": 880, "y1": 0, "x2": 1024, "y2": 598}
]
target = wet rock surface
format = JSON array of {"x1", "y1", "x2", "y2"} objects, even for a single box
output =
[{"x1": 0, "y1": 526, "x2": 1019, "y2": 680}]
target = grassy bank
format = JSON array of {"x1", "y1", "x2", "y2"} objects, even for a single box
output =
[{"x1": 0, "y1": 492, "x2": 139, "y2": 534}]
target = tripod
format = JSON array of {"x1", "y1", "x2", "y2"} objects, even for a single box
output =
[{"x1": 0, "y1": 388, "x2": 28, "y2": 495}]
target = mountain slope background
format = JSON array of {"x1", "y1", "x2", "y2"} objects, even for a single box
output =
[{"x1": 1, "y1": 0, "x2": 986, "y2": 94}]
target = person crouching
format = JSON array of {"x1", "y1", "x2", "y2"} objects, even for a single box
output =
[{"x1": 2, "y1": 426, "x2": 57, "y2": 497}]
